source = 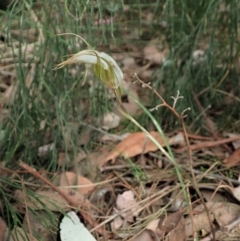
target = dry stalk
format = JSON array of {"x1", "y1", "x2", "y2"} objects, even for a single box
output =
[{"x1": 133, "y1": 74, "x2": 216, "y2": 241}]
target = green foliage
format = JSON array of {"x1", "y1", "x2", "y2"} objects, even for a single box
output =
[
  {"x1": 151, "y1": 0, "x2": 240, "y2": 128},
  {"x1": 0, "y1": 1, "x2": 240, "y2": 239}
]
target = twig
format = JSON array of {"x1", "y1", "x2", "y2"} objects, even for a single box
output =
[
  {"x1": 186, "y1": 133, "x2": 213, "y2": 141},
  {"x1": 19, "y1": 161, "x2": 77, "y2": 207},
  {"x1": 19, "y1": 161, "x2": 106, "y2": 236},
  {"x1": 178, "y1": 136, "x2": 240, "y2": 152},
  {"x1": 171, "y1": 90, "x2": 184, "y2": 109}
]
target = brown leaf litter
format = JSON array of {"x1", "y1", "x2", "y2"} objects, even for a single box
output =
[
  {"x1": 14, "y1": 187, "x2": 85, "y2": 212},
  {"x1": 105, "y1": 131, "x2": 168, "y2": 162},
  {"x1": 9, "y1": 129, "x2": 240, "y2": 241},
  {"x1": 111, "y1": 190, "x2": 141, "y2": 230},
  {"x1": 224, "y1": 147, "x2": 240, "y2": 167},
  {"x1": 7, "y1": 135, "x2": 240, "y2": 241},
  {"x1": 53, "y1": 171, "x2": 95, "y2": 195}
]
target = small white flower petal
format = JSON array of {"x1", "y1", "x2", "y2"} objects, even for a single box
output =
[
  {"x1": 99, "y1": 52, "x2": 123, "y2": 81},
  {"x1": 74, "y1": 50, "x2": 109, "y2": 69}
]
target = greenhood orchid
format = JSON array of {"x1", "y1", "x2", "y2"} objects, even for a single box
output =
[{"x1": 56, "y1": 37, "x2": 123, "y2": 102}]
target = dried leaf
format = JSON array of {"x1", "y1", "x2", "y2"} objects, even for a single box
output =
[
  {"x1": 14, "y1": 188, "x2": 85, "y2": 212},
  {"x1": 168, "y1": 191, "x2": 186, "y2": 212},
  {"x1": 54, "y1": 171, "x2": 94, "y2": 195},
  {"x1": 166, "y1": 215, "x2": 185, "y2": 241},
  {"x1": 146, "y1": 219, "x2": 160, "y2": 231},
  {"x1": 105, "y1": 131, "x2": 169, "y2": 162},
  {"x1": 168, "y1": 132, "x2": 186, "y2": 147},
  {"x1": 115, "y1": 190, "x2": 140, "y2": 222},
  {"x1": 60, "y1": 188, "x2": 87, "y2": 208},
  {"x1": 110, "y1": 209, "x2": 124, "y2": 230},
  {"x1": 194, "y1": 202, "x2": 240, "y2": 227},
  {"x1": 111, "y1": 190, "x2": 140, "y2": 230},
  {"x1": 185, "y1": 212, "x2": 214, "y2": 237},
  {"x1": 201, "y1": 190, "x2": 227, "y2": 202},
  {"x1": 102, "y1": 112, "x2": 120, "y2": 130},
  {"x1": 157, "y1": 211, "x2": 183, "y2": 237},
  {"x1": 223, "y1": 147, "x2": 240, "y2": 167}
]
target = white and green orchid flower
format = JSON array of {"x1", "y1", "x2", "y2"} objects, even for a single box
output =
[{"x1": 56, "y1": 38, "x2": 123, "y2": 101}]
